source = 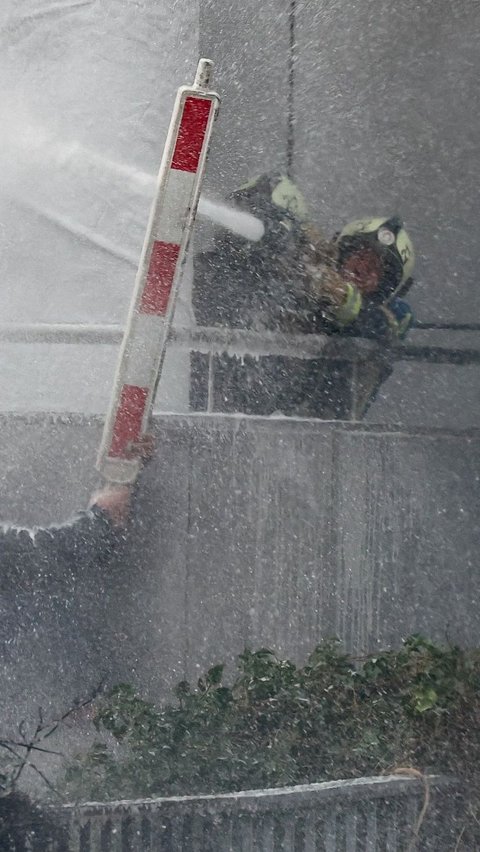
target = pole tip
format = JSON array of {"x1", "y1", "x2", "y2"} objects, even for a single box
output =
[{"x1": 194, "y1": 58, "x2": 214, "y2": 90}]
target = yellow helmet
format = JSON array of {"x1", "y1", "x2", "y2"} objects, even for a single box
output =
[{"x1": 336, "y1": 216, "x2": 415, "y2": 299}]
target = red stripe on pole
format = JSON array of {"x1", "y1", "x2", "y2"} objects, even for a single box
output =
[
  {"x1": 109, "y1": 385, "x2": 148, "y2": 457},
  {"x1": 140, "y1": 241, "x2": 180, "y2": 315},
  {"x1": 171, "y1": 96, "x2": 212, "y2": 173}
]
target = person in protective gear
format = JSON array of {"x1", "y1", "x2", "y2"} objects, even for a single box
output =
[
  {"x1": 304, "y1": 215, "x2": 415, "y2": 340},
  {"x1": 193, "y1": 173, "x2": 415, "y2": 342}
]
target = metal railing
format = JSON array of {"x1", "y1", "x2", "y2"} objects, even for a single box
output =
[
  {"x1": 0, "y1": 323, "x2": 479, "y2": 364},
  {"x1": 46, "y1": 774, "x2": 463, "y2": 851}
]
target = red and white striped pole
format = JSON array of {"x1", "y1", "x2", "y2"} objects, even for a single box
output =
[{"x1": 96, "y1": 58, "x2": 220, "y2": 484}]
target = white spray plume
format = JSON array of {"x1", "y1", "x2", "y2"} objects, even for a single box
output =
[
  {"x1": 0, "y1": 106, "x2": 265, "y2": 246},
  {"x1": 197, "y1": 197, "x2": 265, "y2": 242}
]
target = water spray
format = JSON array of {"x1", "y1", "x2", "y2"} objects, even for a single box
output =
[
  {"x1": 197, "y1": 196, "x2": 264, "y2": 242},
  {"x1": 0, "y1": 110, "x2": 265, "y2": 245}
]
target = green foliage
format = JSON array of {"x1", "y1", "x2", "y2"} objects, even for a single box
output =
[{"x1": 64, "y1": 636, "x2": 480, "y2": 803}]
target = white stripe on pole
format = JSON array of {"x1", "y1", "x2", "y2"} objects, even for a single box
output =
[
  {"x1": 96, "y1": 58, "x2": 220, "y2": 483},
  {"x1": 121, "y1": 314, "x2": 165, "y2": 387},
  {"x1": 152, "y1": 169, "x2": 197, "y2": 245}
]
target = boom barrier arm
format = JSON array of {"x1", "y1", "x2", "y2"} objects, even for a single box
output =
[{"x1": 96, "y1": 59, "x2": 220, "y2": 483}]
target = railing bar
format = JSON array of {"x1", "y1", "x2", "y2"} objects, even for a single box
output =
[
  {"x1": 346, "y1": 809, "x2": 357, "y2": 852},
  {"x1": 303, "y1": 817, "x2": 316, "y2": 852},
  {"x1": 386, "y1": 801, "x2": 398, "y2": 852},
  {"x1": 0, "y1": 323, "x2": 479, "y2": 366},
  {"x1": 280, "y1": 815, "x2": 296, "y2": 852},
  {"x1": 261, "y1": 814, "x2": 275, "y2": 852},
  {"x1": 366, "y1": 803, "x2": 377, "y2": 852},
  {"x1": 325, "y1": 810, "x2": 337, "y2": 852}
]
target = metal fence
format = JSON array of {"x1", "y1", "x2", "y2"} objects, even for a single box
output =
[{"x1": 41, "y1": 774, "x2": 464, "y2": 852}]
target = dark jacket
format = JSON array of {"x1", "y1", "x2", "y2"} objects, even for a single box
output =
[
  {"x1": 0, "y1": 506, "x2": 118, "y2": 647},
  {"x1": 193, "y1": 227, "x2": 303, "y2": 331},
  {"x1": 0, "y1": 506, "x2": 116, "y2": 582},
  {"x1": 313, "y1": 295, "x2": 414, "y2": 341}
]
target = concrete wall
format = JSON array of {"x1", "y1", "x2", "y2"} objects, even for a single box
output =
[{"x1": 1, "y1": 413, "x2": 479, "y2": 722}]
